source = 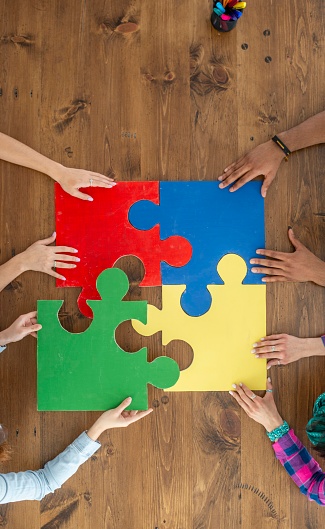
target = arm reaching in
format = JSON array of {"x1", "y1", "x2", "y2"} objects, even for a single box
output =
[
  {"x1": 218, "y1": 110, "x2": 325, "y2": 197},
  {"x1": 0, "y1": 398, "x2": 152, "y2": 504},
  {"x1": 0, "y1": 232, "x2": 79, "y2": 291},
  {"x1": 251, "y1": 334, "x2": 325, "y2": 369},
  {"x1": 250, "y1": 228, "x2": 325, "y2": 286},
  {"x1": 0, "y1": 132, "x2": 116, "y2": 200},
  {"x1": 230, "y1": 379, "x2": 325, "y2": 505},
  {"x1": 0, "y1": 312, "x2": 42, "y2": 347}
]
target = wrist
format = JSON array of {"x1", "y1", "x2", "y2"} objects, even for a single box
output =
[
  {"x1": 47, "y1": 161, "x2": 65, "y2": 183},
  {"x1": 263, "y1": 415, "x2": 284, "y2": 433},
  {"x1": 87, "y1": 419, "x2": 105, "y2": 441},
  {"x1": 267, "y1": 139, "x2": 287, "y2": 162},
  {"x1": 311, "y1": 261, "x2": 325, "y2": 287},
  {"x1": 0, "y1": 330, "x2": 10, "y2": 346},
  {"x1": 304, "y1": 337, "x2": 325, "y2": 358},
  {"x1": 9, "y1": 253, "x2": 27, "y2": 275}
]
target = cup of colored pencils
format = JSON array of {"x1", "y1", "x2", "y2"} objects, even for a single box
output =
[{"x1": 211, "y1": 0, "x2": 246, "y2": 32}]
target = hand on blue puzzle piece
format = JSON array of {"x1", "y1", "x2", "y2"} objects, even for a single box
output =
[{"x1": 129, "y1": 181, "x2": 265, "y2": 317}]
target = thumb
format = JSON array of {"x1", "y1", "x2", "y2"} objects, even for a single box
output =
[
  {"x1": 71, "y1": 190, "x2": 94, "y2": 202},
  {"x1": 115, "y1": 397, "x2": 132, "y2": 413},
  {"x1": 261, "y1": 173, "x2": 275, "y2": 198},
  {"x1": 288, "y1": 227, "x2": 302, "y2": 250},
  {"x1": 36, "y1": 232, "x2": 56, "y2": 246},
  {"x1": 28, "y1": 324, "x2": 42, "y2": 334},
  {"x1": 266, "y1": 377, "x2": 273, "y2": 391}
]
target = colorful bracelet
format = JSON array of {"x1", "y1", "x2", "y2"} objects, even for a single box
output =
[
  {"x1": 0, "y1": 345, "x2": 6, "y2": 353},
  {"x1": 267, "y1": 420, "x2": 290, "y2": 442},
  {"x1": 321, "y1": 335, "x2": 325, "y2": 347},
  {"x1": 271, "y1": 135, "x2": 291, "y2": 161}
]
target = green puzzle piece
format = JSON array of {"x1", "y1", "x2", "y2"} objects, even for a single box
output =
[{"x1": 37, "y1": 267, "x2": 180, "y2": 411}]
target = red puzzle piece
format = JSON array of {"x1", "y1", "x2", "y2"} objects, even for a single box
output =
[{"x1": 55, "y1": 182, "x2": 192, "y2": 318}]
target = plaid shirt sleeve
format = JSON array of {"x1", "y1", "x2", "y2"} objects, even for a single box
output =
[{"x1": 272, "y1": 429, "x2": 325, "y2": 505}]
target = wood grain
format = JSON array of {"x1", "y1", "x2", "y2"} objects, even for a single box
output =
[{"x1": 0, "y1": 1, "x2": 324, "y2": 528}]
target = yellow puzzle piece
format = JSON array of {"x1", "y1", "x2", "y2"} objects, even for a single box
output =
[{"x1": 132, "y1": 254, "x2": 266, "y2": 391}]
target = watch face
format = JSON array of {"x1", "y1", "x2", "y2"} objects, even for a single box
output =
[{"x1": 0, "y1": 425, "x2": 8, "y2": 444}]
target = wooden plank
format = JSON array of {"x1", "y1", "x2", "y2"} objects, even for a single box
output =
[{"x1": 0, "y1": 1, "x2": 324, "y2": 528}]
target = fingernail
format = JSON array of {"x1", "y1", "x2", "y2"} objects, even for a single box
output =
[
  {"x1": 256, "y1": 250, "x2": 261, "y2": 254},
  {"x1": 255, "y1": 354, "x2": 259, "y2": 358},
  {"x1": 262, "y1": 278, "x2": 266, "y2": 282},
  {"x1": 239, "y1": 382, "x2": 243, "y2": 387},
  {"x1": 260, "y1": 338, "x2": 265, "y2": 341},
  {"x1": 127, "y1": 396, "x2": 132, "y2": 401},
  {"x1": 218, "y1": 183, "x2": 224, "y2": 189},
  {"x1": 218, "y1": 176, "x2": 222, "y2": 181},
  {"x1": 52, "y1": 231, "x2": 56, "y2": 237},
  {"x1": 61, "y1": 277, "x2": 66, "y2": 281},
  {"x1": 268, "y1": 377, "x2": 271, "y2": 382},
  {"x1": 250, "y1": 259, "x2": 255, "y2": 264},
  {"x1": 229, "y1": 390, "x2": 234, "y2": 396},
  {"x1": 73, "y1": 249, "x2": 78, "y2": 253},
  {"x1": 253, "y1": 343, "x2": 257, "y2": 347},
  {"x1": 88, "y1": 197, "x2": 94, "y2": 202},
  {"x1": 251, "y1": 349, "x2": 256, "y2": 354},
  {"x1": 76, "y1": 258, "x2": 80, "y2": 262},
  {"x1": 232, "y1": 384, "x2": 237, "y2": 389},
  {"x1": 229, "y1": 188, "x2": 234, "y2": 192}
]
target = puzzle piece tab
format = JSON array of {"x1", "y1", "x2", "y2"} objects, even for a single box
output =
[
  {"x1": 55, "y1": 182, "x2": 192, "y2": 318},
  {"x1": 37, "y1": 267, "x2": 180, "y2": 410},
  {"x1": 132, "y1": 254, "x2": 266, "y2": 391},
  {"x1": 129, "y1": 181, "x2": 264, "y2": 317}
]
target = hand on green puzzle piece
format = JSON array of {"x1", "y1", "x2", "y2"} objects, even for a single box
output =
[{"x1": 37, "y1": 267, "x2": 180, "y2": 411}]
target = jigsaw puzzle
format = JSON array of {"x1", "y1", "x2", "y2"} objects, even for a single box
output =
[
  {"x1": 129, "y1": 181, "x2": 265, "y2": 316},
  {"x1": 132, "y1": 254, "x2": 266, "y2": 391},
  {"x1": 55, "y1": 182, "x2": 192, "y2": 318},
  {"x1": 37, "y1": 267, "x2": 180, "y2": 410}
]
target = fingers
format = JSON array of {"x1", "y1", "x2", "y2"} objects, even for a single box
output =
[
  {"x1": 255, "y1": 248, "x2": 289, "y2": 260},
  {"x1": 261, "y1": 173, "x2": 275, "y2": 198},
  {"x1": 20, "y1": 310, "x2": 38, "y2": 321},
  {"x1": 250, "y1": 258, "x2": 284, "y2": 268},
  {"x1": 48, "y1": 269, "x2": 66, "y2": 281},
  {"x1": 54, "y1": 246, "x2": 78, "y2": 254},
  {"x1": 54, "y1": 262, "x2": 77, "y2": 269},
  {"x1": 252, "y1": 266, "x2": 286, "y2": 276},
  {"x1": 71, "y1": 189, "x2": 94, "y2": 201},
  {"x1": 218, "y1": 164, "x2": 249, "y2": 189},
  {"x1": 287, "y1": 227, "x2": 302, "y2": 250},
  {"x1": 261, "y1": 275, "x2": 288, "y2": 283},
  {"x1": 229, "y1": 388, "x2": 252, "y2": 415},
  {"x1": 228, "y1": 171, "x2": 257, "y2": 192},
  {"x1": 53, "y1": 254, "x2": 80, "y2": 262},
  {"x1": 232, "y1": 383, "x2": 257, "y2": 407},
  {"x1": 35, "y1": 232, "x2": 56, "y2": 246},
  {"x1": 28, "y1": 323, "x2": 42, "y2": 333},
  {"x1": 125, "y1": 409, "x2": 153, "y2": 424},
  {"x1": 260, "y1": 334, "x2": 288, "y2": 341},
  {"x1": 116, "y1": 397, "x2": 133, "y2": 413},
  {"x1": 267, "y1": 360, "x2": 281, "y2": 370}
]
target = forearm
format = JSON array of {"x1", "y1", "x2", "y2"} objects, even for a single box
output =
[
  {"x1": 0, "y1": 132, "x2": 62, "y2": 182},
  {"x1": 273, "y1": 429, "x2": 325, "y2": 505},
  {"x1": 0, "y1": 254, "x2": 26, "y2": 294},
  {"x1": 0, "y1": 432, "x2": 100, "y2": 503},
  {"x1": 278, "y1": 111, "x2": 325, "y2": 152}
]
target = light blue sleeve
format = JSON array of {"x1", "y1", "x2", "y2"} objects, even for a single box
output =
[{"x1": 0, "y1": 432, "x2": 100, "y2": 504}]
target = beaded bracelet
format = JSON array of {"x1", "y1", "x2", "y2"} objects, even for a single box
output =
[
  {"x1": 321, "y1": 335, "x2": 325, "y2": 347},
  {"x1": 267, "y1": 420, "x2": 290, "y2": 442},
  {"x1": 271, "y1": 135, "x2": 291, "y2": 161}
]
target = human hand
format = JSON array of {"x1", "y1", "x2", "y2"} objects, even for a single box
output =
[
  {"x1": 250, "y1": 228, "x2": 325, "y2": 286},
  {"x1": 17, "y1": 232, "x2": 79, "y2": 281},
  {"x1": 87, "y1": 397, "x2": 153, "y2": 441},
  {"x1": 0, "y1": 311, "x2": 42, "y2": 345},
  {"x1": 51, "y1": 164, "x2": 116, "y2": 201},
  {"x1": 218, "y1": 140, "x2": 285, "y2": 197},
  {"x1": 252, "y1": 334, "x2": 325, "y2": 369},
  {"x1": 229, "y1": 378, "x2": 284, "y2": 432}
]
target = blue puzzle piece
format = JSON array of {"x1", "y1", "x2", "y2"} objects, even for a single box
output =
[{"x1": 129, "y1": 181, "x2": 264, "y2": 317}]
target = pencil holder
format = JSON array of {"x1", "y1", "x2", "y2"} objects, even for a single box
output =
[{"x1": 211, "y1": 12, "x2": 238, "y2": 32}]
